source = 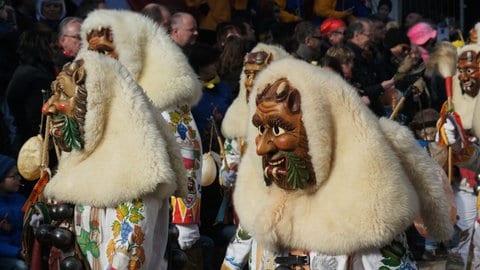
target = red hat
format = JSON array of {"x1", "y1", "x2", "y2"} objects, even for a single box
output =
[{"x1": 320, "y1": 18, "x2": 346, "y2": 37}]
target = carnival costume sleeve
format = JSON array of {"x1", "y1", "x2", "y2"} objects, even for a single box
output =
[{"x1": 234, "y1": 58, "x2": 453, "y2": 255}]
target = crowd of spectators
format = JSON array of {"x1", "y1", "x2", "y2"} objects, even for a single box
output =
[{"x1": 0, "y1": 0, "x2": 479, "y2": 269}]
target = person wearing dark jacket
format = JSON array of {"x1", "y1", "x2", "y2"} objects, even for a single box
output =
[
  {"x1": 345, "y1": 17, "x2": 394, "y2": 117},
  {"x1": 6, "y1": 24, "x2": 56, "y2": 155}
]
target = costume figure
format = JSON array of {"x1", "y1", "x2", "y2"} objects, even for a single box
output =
[
  {"x1": 38, "y1": 51, "x2": 187, "y2": 269},
  {"x1": 80, "y1": 9, "x2": 204, "y2": 254},
  {"x1": 441, "y1": 41, "x2": 480, "y2": 269},
  {"x1": 220, "y1": 43, "x2": 291, "y2": 270},
  {"x1": 233, "y1": 58, "x2": 453, "y2": 269}
]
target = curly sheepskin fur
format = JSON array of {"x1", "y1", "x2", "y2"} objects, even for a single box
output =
[
  {"x1": 44, "y1": 52, "x2": 187, "y2": 207},
  {"x1": 234, "y1": 58, "x2": 453, "y2": 255},
  {"x1": 80, "y1": 9, "x2": 202, "y2": 110}
]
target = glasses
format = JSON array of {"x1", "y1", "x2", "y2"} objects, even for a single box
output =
[
  {"x1": 332, "y1": 31, "x2": 345, "y2": 35},
  {"x1": 359, "y1": 32, "x2": 371, "y2": 38},
  {"x1": 64, "y1": 34, "x2": 81, "y2": 40}
]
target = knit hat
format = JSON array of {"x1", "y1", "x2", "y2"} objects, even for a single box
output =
[
  {"x1": 384, "y1": 28, "x2": 410, "y2": 49},
  {"x1": 0, "y1": 154, "x2": 16, "y2": 180},
  {"x1": 320, "y1": 18, "x2": 346, "y2": 37},
  {"x1": 408, "y1": 22, "x2": 437, "y2": 45}
]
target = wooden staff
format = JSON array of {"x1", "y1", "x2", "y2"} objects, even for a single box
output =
[
  {"x1": 429, "y1": 41, "x2": 458, "y2": 182},
  {"x1": 23, "y1": 116, "x2": 51, "y2": 213}
]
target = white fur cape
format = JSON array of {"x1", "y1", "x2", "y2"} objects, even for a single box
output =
[
  {"x1": 44, "y1": 51, "x2": 187, "y2": 207},
  {"x1": 221, "y1": 43, "x2": 291, "y2": 139},
  {"x1": 80, "y1": 10, "x2": 202, "y2": 110},
  {"x1": 452, "y1": 44, "x2": 480, "y2": 133},
  {"x1": 234, "y1": 59, "x2": 453, "y2": 254}
]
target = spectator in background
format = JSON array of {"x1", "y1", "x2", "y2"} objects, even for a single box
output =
[
  {"x1": 141, "y1": 3, "x2": 170, "y2": 30},
  {"x1": 292, "y1": 20, "x2": 323, "y2": 65},
  {"x1": 345, "y1": 17, "x2": 395, "y2": 117},
  {"x1": 11, "y1": 0, "x2": 36, "y2": 33},
  {"x1": 6, "y1": 24, "x2": 56, "y2": 155},
  {"x1": 53, "y1": 16, "x2": 82, "y2": 72},
  {"x1": 186, "y1": 0, "x2": 231, "y2": 45},
  {"x1": 218, "y1": 35, "x2": 249, "y2": 98},
  {"x1": 215, "y1": 22, "x2": 241, "y2": 50},
  {"x1": 325, "y1": 45, "x2": 371, "y2": 105},
  {"x1": 188, "y1": 42, "x2": 235, "y2": 269},
  {"x1": 319, "y1": 17, "x2": 346, "y2": 56},
  {"x1": 74, "y1": 0, "x2": 106, "y2": 19},
  {"x1": 374, "y1": 0, "x2": 393, "y2": 24},
  {"x1": 403, "y1": 12, "x2": 422, "y2": 30},
  {"x1": 313, "y1": 0, "x2": 354, "y2": 23},
  {"x1": 170, "y1": 12, "x2": 198, "y2": 49},
  {"x1": 0, "y1": 154, "x2": 27, "y2": 270},
  {"x1": 35, "y1": 0, "x2": 67, "y2": 32},
  {"x1": 273, "y1": 0, "x2": 303, "y2": 23},
  {"x1": 407, "y1": 22, "x2": 437, "y2": 63}
]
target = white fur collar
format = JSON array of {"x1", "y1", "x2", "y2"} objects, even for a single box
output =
[{"x1": 44, "y1": 52, "x2": 187, "y2": 207}]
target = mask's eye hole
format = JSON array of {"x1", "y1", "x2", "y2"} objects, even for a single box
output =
[
  {"x1": 272, "y1": 126, "x2": 285, "y2": 136},
  {"x1": 258, "y1": 125, "x2": 266, "y2": 135}
]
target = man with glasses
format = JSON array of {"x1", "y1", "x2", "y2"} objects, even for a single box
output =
[
  {"x1": 292, "y1": 21, "x2": 323, "y2": 65},
  {"x1": 54, "y1": 16, "x2": 82, "y2": 73},
  {"x1": 346, "y1": 17, "x2": 395, "y2": 117}
]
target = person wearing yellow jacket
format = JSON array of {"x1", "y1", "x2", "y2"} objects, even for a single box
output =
[
  {"x1": 313, "y1": 0, "x2": 354, "y2": 22},
  {"x1": 273, "y1": 0, "x2": 303, "y2": 23}
]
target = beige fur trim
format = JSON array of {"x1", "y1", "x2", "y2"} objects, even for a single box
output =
[
  {"x1": 80, "y1": 10, "x2": 202, "y2": 110},
  {"x1": 221, "y1": 43, "x2": 291, "y2": 139},
  {"x1": 235, "y1": 59, "x2": 432, "y2": 254},
  {"x1": 44, "y1": 52, "x2": 187, "y2": 207},
  {"x1": 378, "y1": 118, "x2": 454, "y2": 242}
]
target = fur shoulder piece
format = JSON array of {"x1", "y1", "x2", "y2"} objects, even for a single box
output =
[
  {"x1": 378, "y1": 118, "x2": 454, "y2": 242},
  {"x1": 44, "y1": 51, "x2": 187, "y2": 207},
  {"x1": 222, "y1": 43, "x2": 291, "y2": 139},
  {"x1": 235, "y1": 59, "x2": 424, "y2": 254},
  {"x1": 81, "y1": 10, "x2": 202, "y2": 110},
  {"x1": 452, "y1": 43, "x2": 480, "y2": 131}
]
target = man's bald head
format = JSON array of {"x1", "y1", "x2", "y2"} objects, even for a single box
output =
[
  {"x1": 170, "y1": 12, "x2": 198, "y2": 47},
  {"x1": 141, "y1": 3, "x2": 171, "y2": 30}
]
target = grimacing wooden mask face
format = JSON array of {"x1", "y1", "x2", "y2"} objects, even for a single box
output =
[
  {"x1": 252, "y1": 78, "x2": 316, "y2": 190},
  {"x1": 243, "y1": 51, "x2": 272, "y2": 102},
  {"x1": 457, "y1": 50, "x2": 480, "y2": 98},
  {"x1": 42, "y1": 60, "x2": 86, "y2": 151}
]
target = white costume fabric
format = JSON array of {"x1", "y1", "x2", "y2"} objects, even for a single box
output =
[{"x1": 232, "y1": 58, "x2": 453, "y2": 269}]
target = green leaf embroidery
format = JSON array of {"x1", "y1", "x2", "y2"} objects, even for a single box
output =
[
  {"x1": 54, "y1": 114, "x2": 81, "y2": 150},
  {"x1": 285, "y1": 152, "x2": 309, "y2": 189}
]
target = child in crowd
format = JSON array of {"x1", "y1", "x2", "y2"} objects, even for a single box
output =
[{"x1": 0, "y1": 154, "x2": 28, "y2": 270}]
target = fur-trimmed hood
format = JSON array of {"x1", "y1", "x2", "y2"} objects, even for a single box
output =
[
  {"x1": 221, "y1": 43, "x2": 291, "y2": 139},
  {"x1": 44, "y1": 51, "x2": 187, "y2": 207},
  {"x1": 80, "y1": 9, "x2": 202, "y2": 110},
  {"x1": 234, "y1": 58, "x2": 453, "y2": 254}
]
